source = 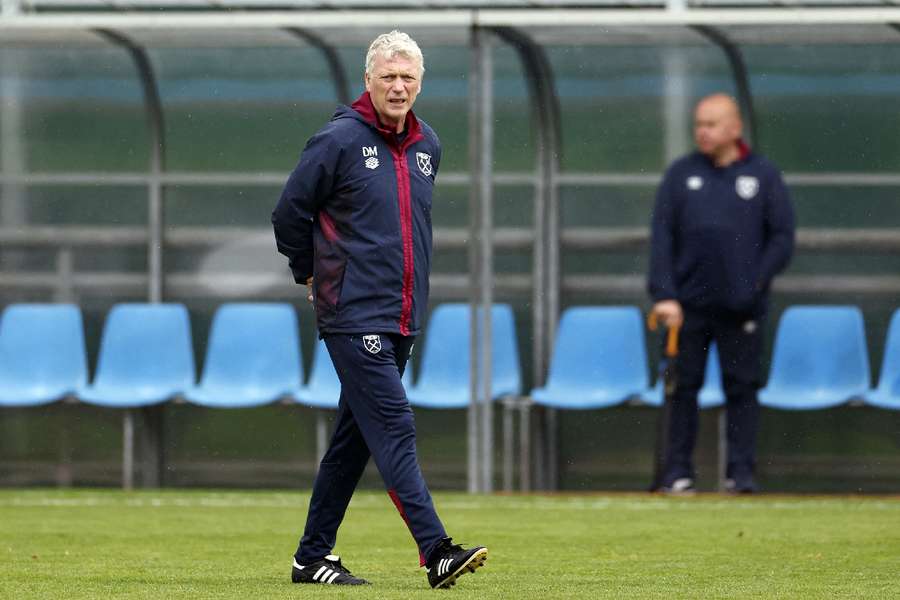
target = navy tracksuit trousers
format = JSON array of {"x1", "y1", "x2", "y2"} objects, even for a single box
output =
[
  {"x1": 663, "y1": 309, "x2": 764, "y2": 485},
  {"x1": 295, "y1": 333, "x2": 447, "y2": 566}
]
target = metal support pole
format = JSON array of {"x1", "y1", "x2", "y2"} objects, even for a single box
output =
[
  {"x1": 1, "y1": 46, "x2": 26, "y2": 273},
  {"x1": 468, "y1": 25, "x2": 494, "y2": 494},
  {"x1": 545, "y1": 408, "x2": 558, "y2": 489},
  {"x1": 542, "y1": 90, "x2": 561, "y2": 492},
  {"x1": 519, "y1": 399, "x2": 531, "y2": 492},
  {"x1": 528, "y1": 60, "x2": 548, "y2": 492},
  {"x1": 502, "y1": 399, "x2": 514, "y2": 492},
  {"x1": 662, "y1": 49, "x2": 690, "y2": 163},
  {"x1": 139, "y1": 405, "x2": 165, "y2": 487},
  {"x1": 55, "y1": 402, "x2": 74, "y2": 487},
  {"x1": 123, "y1": 410, "x2": 135, "y2": 491},
  {"x1": 492, "y1": 27, "x2": 562, "y2": 490},
  {"x1": 54, "y1": 251, "x2": 75, "y2": 488},
  {"x1": 147, "y1": 185, "x2": 164, "y2": 302},
  {"x1": 531, "y1": 410, "x2": 546, "y2": 490},
  {"x1": 478, "y1": 71, "x2": 495, "y2": 496},
  {"x1": 95, "y1": 29, "x2": 167, "y2": 488},
  {"x1": 466, "y1": 27, "x2": 482, "y2": 495},
  {"x1": 54, "y1": 248, "x2": 74, "y2": 303}
]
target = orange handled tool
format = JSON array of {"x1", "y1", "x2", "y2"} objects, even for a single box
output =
[
  {"x1": 648, "y1": 310, "x2": 681, "y2": 492},
  {"x1": 647, "y1": 312, "x2": 681, "y2": 358}
]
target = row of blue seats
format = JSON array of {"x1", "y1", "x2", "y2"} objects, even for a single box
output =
[
  {"x1": 533, "y1": 305, "x2": 900, "y2": 411},
  {"x1": 0, "y1": 303, "x2": 520, "y2": 410},
  {"x1": 1, "y1": 302, "x2": 898, "y2": 411}
]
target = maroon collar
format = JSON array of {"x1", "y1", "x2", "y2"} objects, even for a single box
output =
[
  {"x1": 736, "y1": 138, "x2": 751, "y2": 160},
  {"x1": 703, "y1": 138, "x2": 752, "y2": 168},
  {"x1": 350, "y1": 91, "x2": 422, "y2": 148}
]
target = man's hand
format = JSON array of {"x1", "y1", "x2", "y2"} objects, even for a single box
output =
[
  {"x1": 652, "y1": 299, "x2": 683, "y2": 329},
  {"x1": 306, "y1": 277, "x2": 314, "y2": 304}
]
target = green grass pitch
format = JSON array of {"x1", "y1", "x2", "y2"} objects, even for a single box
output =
[{"x1": 2, "y1": 489, "x2": 898, "y2": 599}]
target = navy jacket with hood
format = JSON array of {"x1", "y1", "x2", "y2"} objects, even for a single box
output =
[
  {"x1": 648, "y1": 143, "x2": 796, "y2": 317},
  {"x1": 272, "y1": 92, "x2": 440, "y2": 336}
]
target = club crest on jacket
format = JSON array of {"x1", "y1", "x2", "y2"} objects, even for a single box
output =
[
  {"x1": 363, "y1": 334, "x2": 382, "y2": 354},
  {"x1": 416, "y1": 152, "x2": 433, "y2": 176},
  {"x1": 736, "y1": 175, "x2": 759, "y2": 200}
]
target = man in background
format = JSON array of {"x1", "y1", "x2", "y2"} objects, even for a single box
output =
[
  {"x1": 272, "y1": 31, "x2": 487, "y2": 588},
  {"x1": 648, "y1": 93, "x2": 795, "y2": 494}
]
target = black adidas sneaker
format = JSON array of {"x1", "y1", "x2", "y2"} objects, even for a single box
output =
[
  {"x1": 425, "y1": 537, "x2": 488, "y2": 589},
  {"x1": 291, "y1": 554, "x2": 369, "y2": 585}
]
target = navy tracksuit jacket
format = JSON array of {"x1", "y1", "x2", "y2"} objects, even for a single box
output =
[
  {"x1": 272, "y1": 92, "x2": 446, "y2": 566},
  {"x1": 648, "y1": 144, "x2": 795, "y2": 483},
  {"x1": 272, "y1": 92, "x2": 439, "y2": 337}
]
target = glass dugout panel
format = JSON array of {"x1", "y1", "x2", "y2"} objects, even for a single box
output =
[
  {"x1": 742, "y1": 37, "x2": 900, "y2": 173},
  {"x1": 547, "y1": 37, "x2": 735, "y2": 174},
  {"x1": 0, "y1": 45, "x2": 149, "y2": 173},
  {"x1": 150, "y1": 44, "x2": 336, "y2": 172}
]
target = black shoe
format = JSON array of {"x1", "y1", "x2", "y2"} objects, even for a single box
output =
[
  {"x1": 425, "y1": 537, "x2": 488, "y2": 589},
  {"x1": 291, "y1": 554, "x2": 369, "y2": 585}
]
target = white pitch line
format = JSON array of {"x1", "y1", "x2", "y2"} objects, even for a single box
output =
[{"x1": 1, "y1": 495, "x2": 897, "y2": 511}]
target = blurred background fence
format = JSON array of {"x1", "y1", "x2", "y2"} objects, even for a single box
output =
[{"x1": 2, "y1": 2, "x2": 900, "y2": 492}]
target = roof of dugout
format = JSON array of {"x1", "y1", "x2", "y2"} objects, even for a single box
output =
[{"x1": 3, "y1": 0, "x2": 900, "y2": 37}]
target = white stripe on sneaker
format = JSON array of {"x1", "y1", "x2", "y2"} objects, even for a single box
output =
[
  {"x1": 313, "y1": 566, "x2": 328, "y2": 581},
  {"x1": 292, "y1": 559, "x2": 304, "y2": 570},
  {"x1": 327, "y1": 571, "x2": 341, "y2": 584}
]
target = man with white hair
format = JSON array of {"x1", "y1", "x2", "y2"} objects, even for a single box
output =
[{"x1": 273, "y1": 31, "x2": 487, "y2": 588}]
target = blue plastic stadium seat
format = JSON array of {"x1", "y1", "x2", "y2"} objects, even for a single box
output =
[
  {"x1": 80, "y1": 303, "x2": 195, "y2": 408},
  {"x1": 531, "y1": 306, "x2": 650, "y2": 410},
  {"x1": 760, "y1": 306, "x2": 870, "y2": 410},
  {"x1": 642, "y1": 343, "x2": 725, "y2": 409},
  {"x1": 406, "y1": 303, "x2": 522, "y2": 409},
  {"x1": 293, "y1": 339, "x2": 340, "y2": 409},
  {"x1": 294, "y1": 338, "x2": 413, "y2": 409},
  {"x1": 865, "y1": 309, "x2": 900, "y2": 410},
  {"x1": 185, "y1": 303, "x2": 302, "y2": 408},
  {"x1": 0, "y1": 304, "x2": 88, "y2": 407}
]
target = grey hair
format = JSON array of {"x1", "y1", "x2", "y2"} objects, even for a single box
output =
[{"x1": 365, "y1": 30, "x2": 425, "y2": 76}]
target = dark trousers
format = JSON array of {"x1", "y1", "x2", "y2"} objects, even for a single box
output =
[
  {"x1": 296, "y1": 333, "x2": 446, "y2": 566},
  {"x1": 662, "y1": 310, "x2": 764, "y2": 485}
]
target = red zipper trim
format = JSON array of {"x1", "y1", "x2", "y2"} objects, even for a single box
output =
[
  {"x1": 393, "y1": 147, "x2": 415, "y2": 336},
  {"x1": 351, "y1": 92, "x2": 425, "y2": 336}
]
